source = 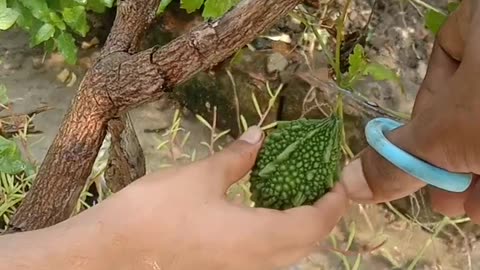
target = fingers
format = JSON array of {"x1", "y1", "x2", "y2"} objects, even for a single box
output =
[
  {"x1": 436, "y1": 7, "x2": 467, "y2": 62},
  {"x1": 339, "y1": 22, "x2": 461, "y2": 204},
  {"x1": 340, "y1": 123, "x2": 427, "y2": 203},
  {"x1": 412, "y1": 41, "x2": 459, "y2": 115},
  {"x1": 201, "y1": 126, "x2": 264, "y2": 192},
  {"x1": 428, "y1": 185, "x2": 473, "y2": 217},
  {"x1": 267, "y1": 183, "x2": 350, "y2": 249}
]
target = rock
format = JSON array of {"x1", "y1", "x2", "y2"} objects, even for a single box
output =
[
  {"x1": 56, "y1": 68, "x2": 70, "y2": 83},
  {"x1": 417, "y1": 61, "x2": 427, "y2": 79},
  {"x1": 267, "y1": 52, "x2": 288, "y2": 73},
  {"x1": 81, "y1": 37, "x2": 100, "y2": 50},
  {"x1": 32, "y1": 57, "x2": 44, "y2": 69},
  {"x1": 251, "y1": 37, "x2": 272, "y2": 50},
  {"x1": 3, "y1": 62, "x2": 22, "y2": 70},
  {"x1": 286, "y1": 19, "x2": 304, "y2": 33},
  {"x1": 2, "y1": 52, "x2": 24, "y2": 71}
]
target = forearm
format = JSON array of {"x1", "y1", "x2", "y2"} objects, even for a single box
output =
[{"x1": 0, "y1": 214, "x2": 117, "y2": 270}]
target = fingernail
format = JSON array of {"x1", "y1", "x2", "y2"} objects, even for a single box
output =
[
  {"x1": 340, "y1": 159, "x2": 374, "y2": 202},
  {"x1": 239, "y1": 126, "x2": 263, "y2": 144}
]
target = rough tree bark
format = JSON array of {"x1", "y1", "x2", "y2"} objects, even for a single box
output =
[
  {"x1": 104, "y1": 113, "x2": 146, "y2": 193},
  {"x1": 5, "y1": 0, "x2": 304, "y2": 233}
]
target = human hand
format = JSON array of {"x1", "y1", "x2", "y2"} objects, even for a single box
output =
[
  {"x1": 62, "y1": 126, "x2": 348, "y2": 270},
  {"x1": 340, "y1": 0, "x2": 480, "y2": 222}
]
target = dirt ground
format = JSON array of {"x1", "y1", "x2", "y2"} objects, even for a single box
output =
[{"x1": 1, "y1": 0, "x2": 479, "y2": 269}]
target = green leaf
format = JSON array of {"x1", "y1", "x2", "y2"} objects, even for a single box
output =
[
  {"x1": 85, "y1": 0, "x2": 115, "y2": 13},
  {"x1": 62, "y1": 6, "x2": 89, "y2": 36},
  {"x1": 49, "y1": 11, "x2": 66, "y2": 30},
  {"x1": 19, "y1": 0, "x2": 50, "y2": 21},
  {"x1": 102, "y1": 0, "x2": 114, "y2": 8},
  {"x1": 0, "y1": 84, "x2": 8, "y2": 105},
  {"x1": 0, "y1": 8, "x2": 19, "y2": 30},
  {"x1": 364, "y1": 63, "x2": 399, "y2": 82},
  {"x1": 157, "y1": 0, "x2": 173, "y2": 14},
  {"x1": 55, "y1": 32, "x2": 77, "y2": 64},
  {"x1": 48, "y1": 0, "x2": 83, "y2": 9},
  {"x1": 0, "y1": 0, "x2": 6, "y2": 10},
  {"x1": 34, "y1": 23, "x2": 55, "y2": 45},
  {"x1": 0, "y1": 136, "x2": 27, "y2": 175},
  {"x1": 348, "y1": 44, "x2": 367, "y2": 77},
  {"x1": 10, "y1": 1, "x2": 41, "y2": 32},
  {"x1": 86, "y1": 0, "x2": 107, "y2": 13},
  {"x1": 43, "y1": 37, "x2": 56, "y2": 53},
  {"x1": 447, "y1": 2, "x2": 459, "y2": 13},
  {"x1": 202, "y1": 0, "x2": 238, "y2": 18},
  {"x1": 425, "y1": 9, "x2": 447, "y2": 35},
  {"x1": 181, "y1": 0, "x2": 204, "y2": 13}
]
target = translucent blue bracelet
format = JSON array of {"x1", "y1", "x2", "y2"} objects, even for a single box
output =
[{"x1": 364, "y1": 117, "x2": 472, "y2": 193}]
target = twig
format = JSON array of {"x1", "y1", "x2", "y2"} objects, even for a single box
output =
[
  {"x1": 409, "y1": 0, "x2": 446, "y2": 15},
  {"x1": 209, "y1": 106, "x2": 217, "y2": 155},
  {"x1": 407, "y1": 217, "x2": 449, "y2": 270},
  {"x1": 0, "y1": 106, "x2": 53, "y2": 120},
  {"x1": 226, "y1": 69, "x2": 242, "y2": 134},
  {"x1": 257, "y1": 82, "x2": 284, "y2": 127}
]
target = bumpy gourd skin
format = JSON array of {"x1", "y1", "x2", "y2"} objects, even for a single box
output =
[{"x1": 249, "y1": 116, "x2": 342, "y2": 210}]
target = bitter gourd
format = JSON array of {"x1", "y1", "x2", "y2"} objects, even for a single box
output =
[{"x1": 249, "y1": 115, "x2": 343, "y2": 210}]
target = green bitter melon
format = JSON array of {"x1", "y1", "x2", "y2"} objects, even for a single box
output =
[{"x1": 249, "y1": 115, "x2": 343, "y2": 210}]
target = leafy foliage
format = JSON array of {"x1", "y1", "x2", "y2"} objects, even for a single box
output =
[
  {"x1": 1, "y1": 0, "x2": 113, "y2": 64},
  {"x1": 0, "y1": 84, "x2": 8, "y2": 105},
  {"x1": 0, "y1": 88, "x2": 35, "y2": 230},
  {"x1": 0, "y1": 6, "x2": 18, "y2": 30},
  {"x1": 342, "y1": 44, "x2": 403, "y2": 91},
  {"x1": 1, "y1": 0, "x2": 238, "y2": 64},
  {"x1": 0, "y1": 172, "x2": 32, "y2": 231},
  {"x1": 159, "y1": 0, "x2": 240, "y2": 19},
  {"x1": 0, "y1": 135, "x2": 27, "y2": 175}
]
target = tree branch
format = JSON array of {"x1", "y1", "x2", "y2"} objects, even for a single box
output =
[
  {"x1": 5, "y1": 0, "x2": 302, "y2": 233},
  {"x1": 6, "y1": 0, "x2": 162, "y2": 233},
  {"x1": 101, "y1": 0, "x2": 161, "y2": 55},
  {"x1": 105, "y1": 114, "x2": 146, "y2": 193},
  {"x1": 101, "y1": 0, "x2": 160, "y2": 200}
]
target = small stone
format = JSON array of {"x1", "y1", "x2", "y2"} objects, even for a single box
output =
[
  {"x1": 252, "y1": 37, "x2": 272, "y2": 50},
  {"x1": 66, "y1": 72, "x2": 77, "y2": 87},
  {"x1": 3, "y1": 62, "x2": 21, "y2": 70},
  {"x1": 286, "y1": 19, "x2": 304, "y2": 33},
  {"x1": 81, "y1": 37, "x2": 100, "y2": 49},
  {"x1": 417, "y1": 61, "x2": 427, "y2": 78},
  {"x1": 267, "y1": 52, "x2": 288, "y2": 73},
  {"x1": 32, "y1": 57, "x2": 44, "y2": 69},
  {"x1": 56, "y1": 68, "x2": 70, "y2": 83}
]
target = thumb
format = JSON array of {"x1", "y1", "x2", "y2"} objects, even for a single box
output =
[
  {"x1": 205, "y1": 126, "x2": 264, "y2": 192},
  {"x1": 340, "y1": 123, "x2": 427, "y2": 203}
]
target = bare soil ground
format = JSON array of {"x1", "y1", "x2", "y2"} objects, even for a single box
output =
[{"x1": 1, "y1": 0, "x2": 479, "y2": 269}]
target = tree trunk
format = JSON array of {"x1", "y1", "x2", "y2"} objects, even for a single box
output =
[
  {"x1": 105, "y1": 113, "x2": 146, "y2": 193},
  {"x1": 5, "y1": 0, "x2": 304, "y2": 233}
]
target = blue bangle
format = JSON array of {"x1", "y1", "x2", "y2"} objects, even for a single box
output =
[{"x1": 364, "y1": 117, "x2": 472, "y2": 193}]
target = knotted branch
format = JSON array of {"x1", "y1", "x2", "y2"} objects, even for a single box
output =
[{"x1": 6, "y1": 0, "x2": 303, "y2": 233}]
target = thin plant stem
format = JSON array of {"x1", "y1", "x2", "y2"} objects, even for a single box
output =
[
  {"x1": 226, "y1": 69, "x2": 242, "y2": 135},
  {"x1": 333, "y1": 0, "x2": 354, "y2": 159},
  {"x1": 407, "y1": 217, "x2": 449, "y2": 270},
  {"x1": 409, "y1": 0, "x2": 446, "y2": 15}
]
